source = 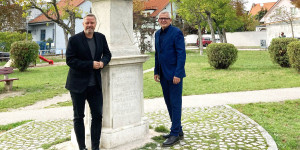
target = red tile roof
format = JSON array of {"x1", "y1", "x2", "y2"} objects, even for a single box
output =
[
  {"x1": 144, "y1": 0, "x2": 170, "y2": 17},
  {"x1": 29, "y1": 0, "x2": 85, "y2": 23},
  {"x1": 249, "y1": 2, "x2": 276, "y2": 16}
]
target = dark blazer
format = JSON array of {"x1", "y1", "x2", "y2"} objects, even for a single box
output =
[
  {"x1": 65, "y1": 31, "x2": 111, "y2": 93},
  {"x1": 154, "y1": 25, "x2": 186, "y2": 80}
]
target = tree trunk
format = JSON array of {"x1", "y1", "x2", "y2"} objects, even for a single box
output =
[
  {"x1": 222, "y1": 28, "x2": 227, "y2": 43},
  {"x1": 63, "y1": 29, "x2": 69, "y2": 48},
  {"x1": 206, "y1": 11, "x2": 216, "y2": 43},
  {"x1": 290, "y1": 21, "x2": 294, "y2": 38},
  {"x1": 217, "y1": 27, "x2": 223, "y2": 43},
  {"x1": 198, "y1": 25, "x2": 204, "y2": 55}
]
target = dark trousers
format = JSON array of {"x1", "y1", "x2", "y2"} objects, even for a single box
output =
[
  {"x1": 70, "y1": 85, "x2": 103, "y2": 150},
  {"x1": 160, "y1": 74, "x2": 183, "y2": 136}
]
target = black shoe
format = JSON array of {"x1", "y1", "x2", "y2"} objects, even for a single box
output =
[
  {"x1": 162, "y1": 136, "x2": 180, "y2": 147},
  {"x1": 162, "y1": 131, "x2": 184, "y2": 140}
]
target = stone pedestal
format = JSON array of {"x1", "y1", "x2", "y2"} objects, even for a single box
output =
[
  {"x1": 100, "y1": 55, "x2": 149, "y2": 148},
  {"x1": 71, "y1": 0, "x2": 149, "y2": 149}
]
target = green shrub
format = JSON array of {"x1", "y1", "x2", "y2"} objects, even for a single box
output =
[
  {"x1": 268, "y1": 38, "x2": 298, "y2": 68},
  {"x1": 10, "y1": 41, "x2": 39, "y2": 72},
  {"x1": 206, "y1": 43, "x2": 238, "y2": 69},
  {"x1": 287, "y1": 41, "x2": 300, "y2": 72},
  {"x1": 0, "y1": 32, "x2": 32, "y2": 52}
]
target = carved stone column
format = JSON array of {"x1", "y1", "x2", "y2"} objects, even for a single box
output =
[{"x1": 71, "y1": 0, "x2": 149, "y2": 149}]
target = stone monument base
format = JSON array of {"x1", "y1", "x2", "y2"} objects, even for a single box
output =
[{"x1": 101, "y1": 117, "x2": 148, "y2": 149}]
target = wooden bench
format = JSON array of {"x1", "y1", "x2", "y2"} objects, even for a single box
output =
[{"x1": 0, "y1": 67, "x2": 19, "y2": 91}]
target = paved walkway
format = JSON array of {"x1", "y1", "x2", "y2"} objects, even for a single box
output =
[{"x1": 0, "y1": 87, "x2": 299, "y2": 149}]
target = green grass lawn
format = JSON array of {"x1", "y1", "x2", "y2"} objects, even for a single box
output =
[
  {"x1": 1, "y1": 50, "x2": 300, "y2": 110},
  {"x1": 231, "y1": 99, "x2": 300, "y2": 150},
  {"x1": 144, "y1": 50, "x2": 300, "y2": 98},
  {"x1": 0, "y1": 65, "x2": 68, "y2": 112}
]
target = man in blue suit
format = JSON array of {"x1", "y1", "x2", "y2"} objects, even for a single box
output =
[{"x1": 154, "y1": 11, "x2": 186, "y2": 147}]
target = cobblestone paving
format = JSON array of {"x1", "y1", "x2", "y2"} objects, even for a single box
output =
[
  {"x1": 0, "y1": 120, "x2": 72, "y2": 150},
  {"x1": 145, "y1": 105, "x2": 272, "y2": 150},
  {"x1": 0, "y1": 105, "x2": 276, "y2": 150}
]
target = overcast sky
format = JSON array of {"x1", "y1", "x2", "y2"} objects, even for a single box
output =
[{"x1": 244, "y1": 0, "x2": 278, "y2": 11}]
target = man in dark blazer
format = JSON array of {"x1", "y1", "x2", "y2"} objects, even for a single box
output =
[
  {"x1": 65, "y1": 13, "x2": 111, "y2": 150},
  {"x1": 154, "y1": 11, "x2": 186, "y2": 147}
]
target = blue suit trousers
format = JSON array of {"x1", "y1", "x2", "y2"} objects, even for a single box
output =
[{"x1": 160, "y1": 73, "x2": 183, "y2": 136}]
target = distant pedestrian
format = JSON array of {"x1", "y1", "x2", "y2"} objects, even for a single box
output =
[
  {"x1": 280, "y1": 32, "x2": 286, "y2": 38},
  {"x1": 154, "y1": 11, "x2": 186, "y2": 147},
  {"x1": 65, "y1": 13, "x2": 111, "y2": 150}
]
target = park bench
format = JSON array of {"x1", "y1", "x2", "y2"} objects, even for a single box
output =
[
  {"x1": 0, "y1": 67, "x2": 19, "y2": 91},
  {"x1": 0, "y1": 52, "x2": 10, "y2": 62}
]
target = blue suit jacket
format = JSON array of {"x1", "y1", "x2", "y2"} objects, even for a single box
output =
[{"x1": 154, "y1": 25, "x2": 186, "y2": 80}]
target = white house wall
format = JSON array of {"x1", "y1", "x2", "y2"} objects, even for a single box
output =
[
  {"x1": 28, "y1": 1, "x2": 91, "y2": 53},
  {"x1": 55, "y1": 1, "x2": 91, "y2": 54},
  {"x1": 226, "y1": 31, "x2": 267, "y2": 47},
  {"x1": 261, "y1": 0, "x2": 300, "y2": 47},
  {"x1": 29, "y1": 23, "x2": 55, "y2": 43},
  {"x1": 262, "y1": 0, "x2": 300, "y2": 24},
  {"x1": 266, "y1": 19, "x2": 300, "y2": 46}
]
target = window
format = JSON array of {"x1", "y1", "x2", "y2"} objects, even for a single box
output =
[
  {"x1": 40, "y1": 29, "x2": 46, "y2": 41},
  {"x1": 291, "y1": 7, "x2": 296, "y2": 15}
]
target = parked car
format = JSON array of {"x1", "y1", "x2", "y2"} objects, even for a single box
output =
[{"x1": 196, "y1": 37, "x2": 212, "y2": 47}]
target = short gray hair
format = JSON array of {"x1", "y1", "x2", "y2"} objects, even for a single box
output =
[
  {"x1": 158, "y1": 11, "x2": 172, "y2": 18},
  {"x1": 83, "y1": 13, "x2": 97, "y2": 22}
]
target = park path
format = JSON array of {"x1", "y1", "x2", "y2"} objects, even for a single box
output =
[
  {"x1": 0, "y1": 87, "x2": 300, "y2": 125},
  {"x1": 1, "y1": 87, "x2": 299, "y2": 149}
]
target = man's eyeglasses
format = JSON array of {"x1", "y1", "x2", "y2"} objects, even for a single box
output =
[{"x1": 159, "y1": 18, "x2": 170, "y2": 21}]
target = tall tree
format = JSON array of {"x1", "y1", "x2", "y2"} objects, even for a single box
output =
[
  {"x1": 231, "y1": 0, "x2": 258, "y2": 31},
  {"x1": 0, "y1": 0, "x2": 25, "y2": 31},
  {"x1": 255, "y1": 8, "x2": 268, "y2": 21},
  {"x1": 212, "y1": 0, "x2": 241, "y2": 43},
  {"x1": 16, "y1": 0, "x2": 83, "y2": 47},
  {"x1": 173, "y1": 0, "x2": 207, "y2": 55},
  {"x1": 291, "y1": 0, "x2": 300, "y2": 8},
  {"x1": 270, "y1": 6, "x2": 297, "y2": 38},
  {"x1": 133, "y1": 0, "x2": 156, "y2": 54}
]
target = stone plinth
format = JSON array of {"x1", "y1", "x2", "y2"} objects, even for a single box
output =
[
  {"x1": 71, "y1": 0, "x2": 150, "y2": 149},
  {"x1": 100, "y1": 55, "x2": 149, "y2": 148}
]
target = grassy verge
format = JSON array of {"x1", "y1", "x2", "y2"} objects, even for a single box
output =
[
  {"x1": 0, "y1": 120, "x2": 32, "y2": 132},
  {"x1": 231, "y1": 99, "x2": 300, "y2": 150},
  {"x1": 1, "y1": 50, "x2": 300, "y2": 111},
  {"x1": 45, "y1": 100, "x2": 72, "y2": 108},
  {"x1": 144, "y1": 50, "x2": 300, "y2": 98},
  {"x1": 0, "y1": 65, "x2": 68, "y2": 112},
  {"x1": 41, "y1": 137, "x2": 71, "y2": 149},
  {"x1": 235, "y1": 46, "x2": 262, "y2": 49},
  {"x1": 143, "y1": 52, "x2": 154, "y2": 71}
]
